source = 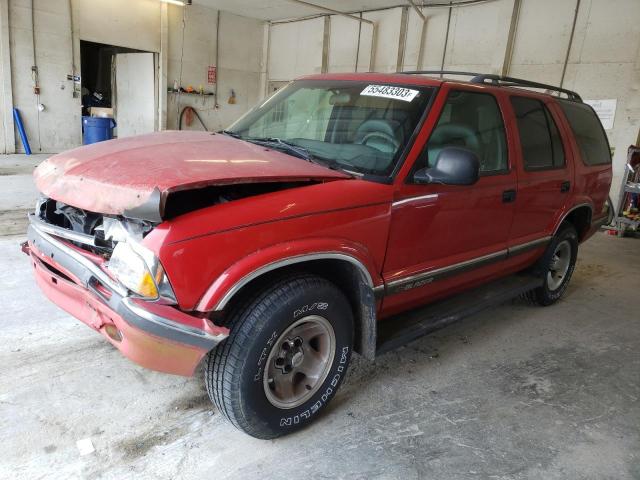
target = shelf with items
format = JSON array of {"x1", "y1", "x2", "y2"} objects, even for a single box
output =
[
  {"x1": 611, "y1": 145, "x2": 640, "y2": 237},
  {"x1": 168, "y1": 90, "x2": 216, "y2": 96}
]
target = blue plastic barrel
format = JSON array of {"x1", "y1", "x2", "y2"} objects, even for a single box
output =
[{"x1": 82, "y1": 116, "x2": 116, "y2": 145}]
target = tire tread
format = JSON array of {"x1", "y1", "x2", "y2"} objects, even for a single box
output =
[{"x1": 204, "y1": 274, "x2": 342, "y2": 438}]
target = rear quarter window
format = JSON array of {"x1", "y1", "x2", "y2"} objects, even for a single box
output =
[
  {"x1": 559, "y1": 101, "x2": 611, "y2": 166},
  {"x1": 510, "y1": 96, "x2": 565, "y2": 170}
]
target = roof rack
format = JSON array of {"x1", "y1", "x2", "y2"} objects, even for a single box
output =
[
  {"x1": 401, "y1": 70, "x2": 582, "y2": 102},
  {"x1": 402, "y1": 70, "x2": 485, "y2": 78}
]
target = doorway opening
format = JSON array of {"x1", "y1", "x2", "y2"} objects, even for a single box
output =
[{"x1": 80, "y1": 40, "x2": 157, "y2": 140}]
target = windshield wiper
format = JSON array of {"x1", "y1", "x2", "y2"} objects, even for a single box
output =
[
  {"x1": 219, "y1": 129, "x2": 241, "y2": 138},
  {"x1": 245, "y1": 137, "x2": 315, "y2": 162},
  {"x1": 228, "y1": 134, "x2": 357, "y2": 177}
]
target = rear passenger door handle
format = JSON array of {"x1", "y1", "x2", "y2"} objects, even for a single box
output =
[
  {"x1": 502, "y1": 189, "x2": 517, "y2": 203},
  {"x1": 560, "y1": 181, "x2": 571, "y2": 193}
]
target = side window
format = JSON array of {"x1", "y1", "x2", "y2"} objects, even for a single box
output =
[
  {"x1": 420, "y1": 90, "x2": 508, "y2": 174},
  {"x1": 559, "y1": 101, "x2": 611, "y2": 166},
  {"x1": 510, "y1": 96, "x2": 565, "y2": 170}
]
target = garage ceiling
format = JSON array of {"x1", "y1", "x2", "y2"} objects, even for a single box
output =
[{"x1": 194, "y1": 0, "x2": 434, "y2": 21}]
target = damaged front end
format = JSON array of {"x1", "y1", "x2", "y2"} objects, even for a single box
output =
[
  {"x1": 32, "y1": 196, "x2": 175, "y2": 302},
  {"x1": 34, "y1": 196, "x2": 154, "y2": 255},
  {"x1": 23, "y1": 197, "x2": 229, "y2": 375}
]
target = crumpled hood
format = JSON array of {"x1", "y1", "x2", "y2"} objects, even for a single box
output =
[{"x1": 34, "y1": 131, "x2": 348, "y2": 219}]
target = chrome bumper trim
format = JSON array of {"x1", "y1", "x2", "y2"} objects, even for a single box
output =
[
  {"x1": 27, "y1": 221, "x2": 224, "y2": 350},
  {"x1": 29, "y1": 213, "x2": 97, "y2": 247}
]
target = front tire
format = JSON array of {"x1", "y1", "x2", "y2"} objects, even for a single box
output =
[
  {"x1": 205, "y1": 274, "x2": 353, "y2": 439},
  {"x1": 526, "y1": 223, "x2": 578, "y2": 306}
]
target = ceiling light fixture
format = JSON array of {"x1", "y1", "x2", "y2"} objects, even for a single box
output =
[{"x1": 161, "y1": 0, "x2": 186, "y2": 6}]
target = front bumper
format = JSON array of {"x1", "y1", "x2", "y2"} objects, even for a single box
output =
[{"x1": 24, "y1": 221, "x2": 228, "y2": 376}]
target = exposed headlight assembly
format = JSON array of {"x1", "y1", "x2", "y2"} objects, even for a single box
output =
[{"x1": 107, "y1": 226, "x2": 176, "y2": 302}]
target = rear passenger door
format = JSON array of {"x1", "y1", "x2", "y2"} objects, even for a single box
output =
[{"x1": 508, "y1": 96, "x2": 574, "y2": 246}]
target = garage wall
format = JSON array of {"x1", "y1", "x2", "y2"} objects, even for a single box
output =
[
  {"x1": 0, "y1": 0, "x2": 13, "y2": 154},
  {"x1": 264, "y1": 0, "x2": 640, "y2": 199},
  {"x1": 8, "y1": 0, "x2": 78, "y2": 153},
  {"x1": 5, "y1": 0, "x2": 164, "y2": 154},
  {"x1": 166, "y1": 5, "x2": 264, "y2": 131},
  {"x1": 268, "y1": 17, "x2": 325, "y2": 81},
  {"x1": 2, "y1": 0, "x2": 265, "y2": 153},
  {"x1": 74, "y1": 0, "x2": 161, "y2": 53}
]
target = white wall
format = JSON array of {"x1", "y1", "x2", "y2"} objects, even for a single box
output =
[
  {"x1": 0, "y1": 0, "x2": 14, "y2": 154},
  {"x1": 264, "y1": 0, "x2": 640, "y2": 199},
  {"x1": 9, "y1": 0, "x2": 78, "y2": 153},
  {"x1": 3, "y1": 0, "x2": 265, "y2": 153},
  {"x1": 74, "y1": 0, "x2": 161, "y2": 53},
  {"x1": 268, "y1": 17, "x2": 325, "y2": 80},
  {"x1": 166, "y1": 5, "x2": 264, "y2": 131}
]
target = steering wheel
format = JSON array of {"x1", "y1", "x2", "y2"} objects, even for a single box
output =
[{"x1": 359, "y1": 130, "x2": 400, "y2": 152}]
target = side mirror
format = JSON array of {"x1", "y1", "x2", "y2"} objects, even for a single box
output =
[{"x1": 413, "y1": 147, "x2": 480, "y2": 186}]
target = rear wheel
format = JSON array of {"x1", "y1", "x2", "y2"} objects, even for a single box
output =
[
  {"x1": 526, "y1": 223, "x2": 578, "y2": 306},
  {"x1": 205, "y1": 274, "x2": 353, "y2": 439}
]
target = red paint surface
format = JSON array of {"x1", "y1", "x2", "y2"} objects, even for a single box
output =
[{"x1": 34, "y1": 131, "x2": 348, "y2": 215}]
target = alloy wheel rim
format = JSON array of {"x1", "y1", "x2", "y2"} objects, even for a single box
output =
[
  {"x1": 263, "y1": 315, "x2": 336, "y2": 409},
  {"x1": 547, "y1": 240, "x2": 572, "y2": 291}
]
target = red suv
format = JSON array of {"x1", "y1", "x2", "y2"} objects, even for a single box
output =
[{"x1": 24, "y1": 72, "x2": 612, "y2": 438}]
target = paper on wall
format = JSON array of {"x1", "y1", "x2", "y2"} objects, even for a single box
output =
[{"x1": 584, "y1": 99, "x2": 617, "y2": 130}]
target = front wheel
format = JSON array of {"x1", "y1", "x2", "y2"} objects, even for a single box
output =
[
  {"x1": 526, "y1": 223, "x2": 578, "y2": 306},
  {"x1": 205, "y1": 274, "x2": 354, "y2": 439}
]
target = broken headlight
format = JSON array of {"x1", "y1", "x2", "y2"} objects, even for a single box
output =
[{"x1": 106, "y1": 223, "x2": 175, "y2": 302}]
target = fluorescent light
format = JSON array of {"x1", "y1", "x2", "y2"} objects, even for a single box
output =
[{"x1": 161, "y1": 0, "x2": 185, "y2": 6}]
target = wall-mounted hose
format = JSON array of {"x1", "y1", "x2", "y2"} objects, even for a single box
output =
[{"x1": 178, "y1": 106, "x2": 208, "y2": 131}]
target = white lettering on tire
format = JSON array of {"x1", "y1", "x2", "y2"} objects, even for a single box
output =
[
  {"x1": 293, "y1": 302, "x2": 328, "y2": 319},
  {"x1": 279, "y1": 346, "x2": 349, "y2": 427}
]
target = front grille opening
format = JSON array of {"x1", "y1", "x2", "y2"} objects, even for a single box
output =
[
  {"x1": 36, "y1": 197, "x2": 155, "y2": 258},
  {"x1": 38, "y1": 258, "x2": 75, "y2": 284}
]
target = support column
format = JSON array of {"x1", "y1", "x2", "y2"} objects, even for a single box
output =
[
  {"x1": 501, "y1": 0, "x2": 521, "y2": 77},
  {"x1": 396, "y1": 6, "x2": 409, "y2": 72},
  {"x1": 158, "y1": 2, "x2": 168, "y2": 130},
  {"x1": 0, "y1": 0, "x2": 16, "y2": 153},
  {"x1": 321, "y1": 15, "x2": 330, "y2": 74},
  {"x1": 259, "y1": 22, "x2": 270, "y2": 99}
]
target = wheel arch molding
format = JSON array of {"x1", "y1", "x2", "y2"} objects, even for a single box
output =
[
  {"x1": 553, "y1": 202, "x2": 594, "y2": 241},
  {"x1": 196, "y1": 241, "x2": 384, "y2": 361}
]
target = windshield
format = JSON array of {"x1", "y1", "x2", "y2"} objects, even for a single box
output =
[{"x1": 227, "y1": 80, "x2": 434, "y2": 176}]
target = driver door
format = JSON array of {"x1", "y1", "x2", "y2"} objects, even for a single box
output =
[{"x1": 381, "y1": 85, "x2": 518, "y2": 316}]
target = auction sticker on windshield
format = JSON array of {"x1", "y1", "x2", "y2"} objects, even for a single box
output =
[{"x1": 360, "y1": 85, "x2": 419, "y2": 102}]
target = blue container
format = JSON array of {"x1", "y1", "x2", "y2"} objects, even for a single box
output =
[{"x1": 82, "y1": 116, "x2": 116, "y2": 145}]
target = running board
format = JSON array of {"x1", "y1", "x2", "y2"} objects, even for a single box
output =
[{"x1": 376, "y1": 273, "x2": 544, "y2": 355}]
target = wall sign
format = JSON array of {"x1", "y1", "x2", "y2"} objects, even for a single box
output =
[
  {"x1": 584, "y1": 99, "x2": 617, "y2": 130},
  {"x1": 208, "y1": 66, "x2": 217, "y2": 85}
]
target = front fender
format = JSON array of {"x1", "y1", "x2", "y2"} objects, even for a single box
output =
[{"x1": 194, "y1": 237, "x2": 384, "y2": 312}]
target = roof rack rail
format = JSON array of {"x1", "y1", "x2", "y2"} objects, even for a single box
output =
[
  {"x1": 402, "y1": 70, "x2": 485, "y2": 78},
  {"x1": 400, "y1": 70, "x2": 582, "y2": 102},
  {"x1": 470, "y1": 74, "x2": 582, "y2": 102}
]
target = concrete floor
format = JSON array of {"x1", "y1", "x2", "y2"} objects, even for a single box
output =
[
  {"x1": 0, "y1": 154, "x2": 47, "y2": 236},
  {"x1": 1, "y1": 155, "x2": 639, "y2": 479}
]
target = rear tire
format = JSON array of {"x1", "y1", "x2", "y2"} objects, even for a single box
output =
[
  {"x1": 525, "y1": 223, "x2": 578, "y2": 306},
  {"x1": 204, "y1": 274, "x2": 353, "y2": 439}
]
